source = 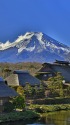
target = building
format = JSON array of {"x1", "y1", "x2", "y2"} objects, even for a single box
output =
[
  {"x1": 0, "y1": 77, "x2": 18, "y2": 113},
  {"x1": 5, "y1": 70, "x2": 41, "y2": 87},
  {"x1": 36, "y1": 63, "x2": 55, "y2": 81},
  {"x1": 36, "y1": 60, "x2": 70, "y2": 83}
]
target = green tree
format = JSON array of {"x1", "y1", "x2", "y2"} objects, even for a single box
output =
[
  {"x1": 24, "y1": 83, "x2": 33, "y2": 98},
  {"x1": 2, "y1": 67, "x2": 11, "y2": 78},
  {"x1": 38, "y1": 83, "x2": 45, "y2": 98},
  {"x1": 13, "y1": 96, "x2": 25, "y2": 109},
  {"x1": 66, "y1": 85, "x2": 70, "y2": 96},
  {"x1": 47, "y1": 72, "x2": 64, "y2": 97},
  {"x1": 17, "y1": 86, "x2": 25, "y2": 96},
  {"x1": 13, "y1": 86, "x2": 25, "y2": 109}
]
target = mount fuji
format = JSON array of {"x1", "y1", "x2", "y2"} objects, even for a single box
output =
[{"x1": 0, "y1": 32, "x2": 70, "y2": 63}]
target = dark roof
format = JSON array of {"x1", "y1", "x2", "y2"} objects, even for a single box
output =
[
  {"x1": 13, "y1": 70, "x2": 29, "y2": 74},
  {"x1": 37, "y1": 64, "x2": 55, "y2": 74},
  {"x1": 37, "y1": 61, "x2": 70, "y2": 83},
  {"x1": 0, "y1": 79, "x2": 18, "y2": 97},
  {"x1": 5, "y1": 71, "x2": 41, "y2": 86},
  {"x1": 18, "y1": 73, "x2": 40, "y2": 86},
  {"x1": 0, "y1": 77, "x2": 4, "y2": 82},
  {"x1": 38, "y1": 67, "x2": 54, "y2": 73},
  {"x1": 42, "y1": 63, "x2": 51, "y2": 67},
  {"x1": 42, "y1": 60, "x2": 70, "y2": 66},
  {"x1": 54, "y1": 60, "x2": 70, "y2": 65}
]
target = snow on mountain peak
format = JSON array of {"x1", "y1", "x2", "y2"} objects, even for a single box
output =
[
  {"x1": 0, "y1": 32, "x2": 70, "y2": 62},
  {"x1": 0, "y1": 41, "x2": 11, "y2": 50},
  {"x1": 0, "y1": 32, "x2": 35, "y2": 50},
  {"x1": 15, "y1": 32, "x2": 34, "y2": 43},
  {"x1": 35, "y1": 32, "x2": 43, "y2": 44},
  {"x1": 0, "y1": 32, "x2": 70, "y2": 54}
]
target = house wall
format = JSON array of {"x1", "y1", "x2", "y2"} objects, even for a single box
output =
[
  {"x1": 6, "y1": 74, "x2": 19, "y2": 87},
  {"x1": 36, "y1": 73, "x2": 54, "y2": 81},
  {"x1": 0, "y1": 106, "x2": 4, "y2": 113},
  {"x1": 0, "y1": 97, "x2": 9, "y2": 113}
]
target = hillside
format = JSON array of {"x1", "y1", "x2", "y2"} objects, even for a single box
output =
[{"x1": 0, "y1": 62, "x2": 42, "y2": 78}]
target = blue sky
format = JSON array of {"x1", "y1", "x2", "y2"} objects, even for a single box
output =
[{"x1": 0, "y1": 0, "x2": 70, "y2": 46}]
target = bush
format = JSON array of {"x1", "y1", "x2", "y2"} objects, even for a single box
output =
[
  {"x1": 0, "y1": 110, "x2": 39, "y2": 122},
  {"x1": 4, "y1": 102, "x2": 15, "y2": 112},
  {"x1": 29, "y1": 104, "x2": 70, "y2": 113},
  {"x1": 33, "y1": 97, "x2": 70, "y2": 105},
  {"x1": 35, "y1": 107, "x2": 44, "y2": 113},
  {"x1": 13, "y1": 96, "x2": 25, "y2": 109}
]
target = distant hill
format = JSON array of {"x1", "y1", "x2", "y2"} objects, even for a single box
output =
[
  {"x1": 0, "y1": 32, "x2": 70, "y2": 62},
  {"x1": 0, "y1": 62, "x2": 42, "y2": 78}
]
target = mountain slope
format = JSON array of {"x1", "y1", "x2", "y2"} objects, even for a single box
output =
[{"x1": 0, "y1": 32, "x2": 70, "y2": 63}]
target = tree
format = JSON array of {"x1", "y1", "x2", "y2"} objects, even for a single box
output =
[
  {"x1": 24, "y1": 83, "x2": 33, "y2": 98},
  {"x1": 66, "y1": 85, "x2": 70, "y2": 96},
  {"x1": 13, "y1": 96, "x2": 25, "y2": 109},
  {"x1": 2, "y1": 67, "x2": 11, "y2": 78},
  {"x1": 17, "y1": 86, "x2": 25, "y2": 96},
  {"x1": 47, "y1": 72, "x2": 64, "y2": 97},
  {"x1": 13, "y1": 86, "x2": 25, "y2": 109},
  {"x1": 38, "y1": 83, "x2": 45, "y2": 98}
]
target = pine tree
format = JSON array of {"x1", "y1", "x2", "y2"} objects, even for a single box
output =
[{"x1": 47, "y1": 72, "x2": 64, "y2": 97}]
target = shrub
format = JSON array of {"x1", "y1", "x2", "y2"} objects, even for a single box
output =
[
  {"x1": 4, "y1": 102, "x2": 15, "y2": 112},
  {"x1": 13, "y1": 96, "x2": 25, "y2": 109}
]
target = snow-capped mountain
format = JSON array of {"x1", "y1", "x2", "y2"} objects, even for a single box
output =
[{"x1": 0, "y1": 32, "x2": 70, "y2": 63}]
